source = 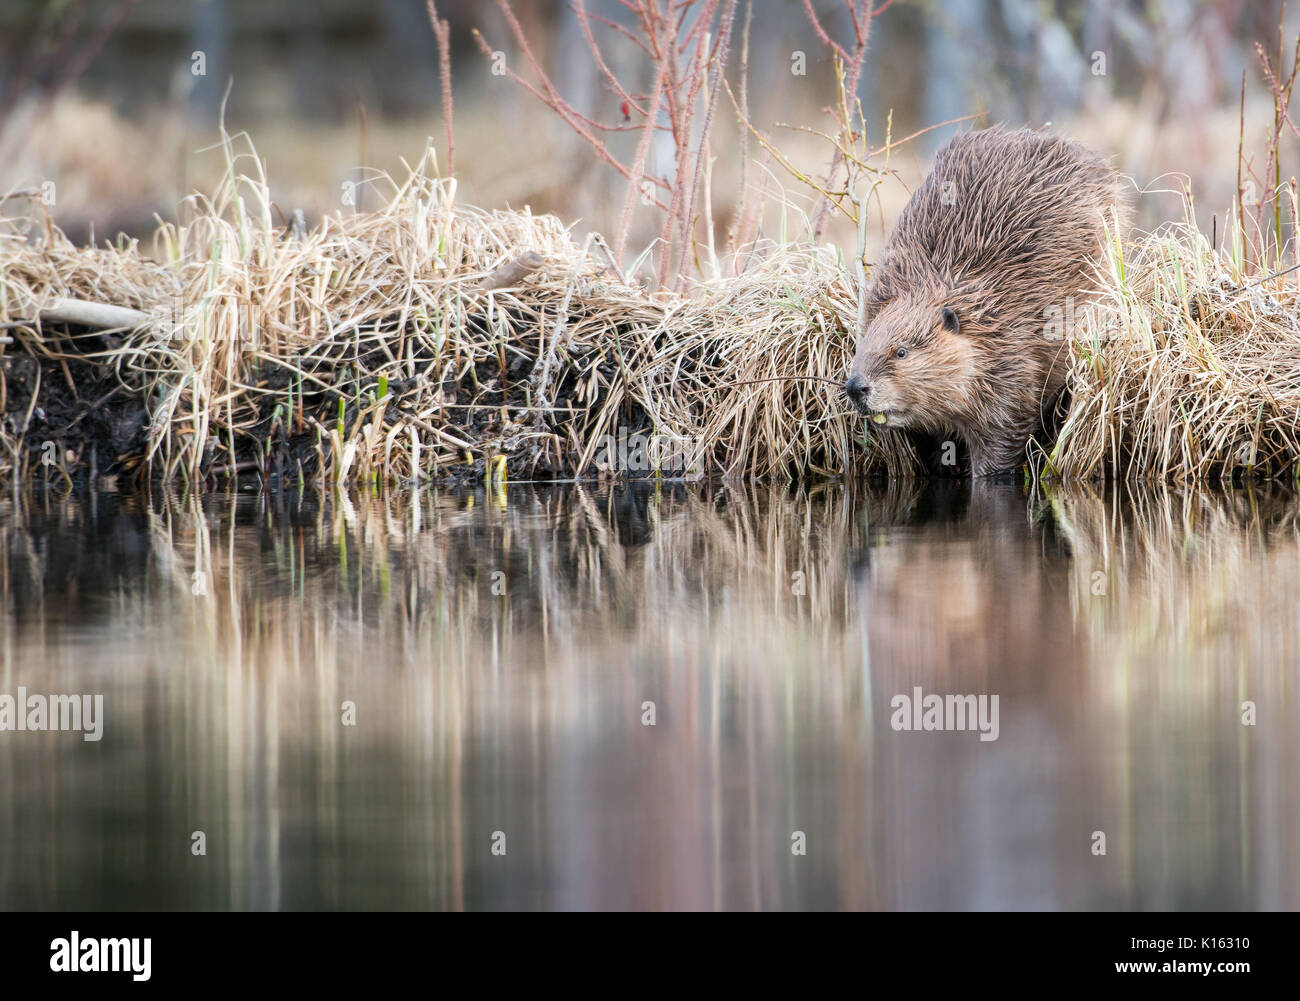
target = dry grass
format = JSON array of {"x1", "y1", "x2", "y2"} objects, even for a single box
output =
[
  {"x1": 0, "y1": 134, "x2": 904, "y2": 488},
  {"x1": 1051, "y1": 210, "x2": 1300, "y2": 485},
  {"x1": 4, "y1": 133, "x2": 1300, "y2": 489}
]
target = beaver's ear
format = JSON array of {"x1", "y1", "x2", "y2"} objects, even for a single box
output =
[{"x1": 940, "y1": 307, "x2": 961, "y2": 334}]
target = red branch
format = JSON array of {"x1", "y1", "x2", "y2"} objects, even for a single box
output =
[{"x1": 425, "y1": 1, "x2": 456, "y2": 178}]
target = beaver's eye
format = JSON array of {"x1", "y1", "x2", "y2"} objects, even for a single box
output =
[{"x1": 895, "y1": 347, "x2": 907, "y2": 359}]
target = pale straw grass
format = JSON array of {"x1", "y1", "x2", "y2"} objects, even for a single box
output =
[
  {"x1": 3, "y1": 138, "x2": 1298, "y2": 488},
  {"x1": 2, "y1": 134, "x2": 899, "y2": 487},
  {"x1": 1051, "y1": 209, "x2": 1300, "y2": 485}
]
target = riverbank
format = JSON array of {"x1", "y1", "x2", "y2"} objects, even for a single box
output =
[{"x1": 3, "y1": 142, "x2": 1299, "y2": 489}]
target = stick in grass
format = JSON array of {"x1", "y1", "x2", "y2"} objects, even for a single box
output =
[{"x1": 480, "y1": 251, "x2": 546, "y2": 290}]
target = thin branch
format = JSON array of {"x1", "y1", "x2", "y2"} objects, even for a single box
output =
[
  {"x1": 726, "y1": 0, "x2": 754, "y2": 265},
  {"x1": 616, "y1": 60, "x2": 668, "y2": 263},
  {"x1": 675, "y1": 0, "x2": 737, "y2": 289},
  {"x1": 425, "y1": 0, "x2": 456, "y2": 177},
  {"x1": 471, "y1": 20, "x2": 668, "y2": 207},
  {"x1": 573, "y1": 0, "x2": 651, "y2": 117}
]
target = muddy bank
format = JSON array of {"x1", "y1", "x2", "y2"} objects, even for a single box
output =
[
  {"x1": 1, "y1": 145, "x2": 888, "y2": 489},
  {"x1": 5, "y1": 143, "x2": 1300, "y2": 489}
]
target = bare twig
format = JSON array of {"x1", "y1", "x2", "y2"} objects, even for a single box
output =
[
  {"x1": 480, "y1": 251, "x2": 546, "y2": 290},
  {"x1": 725, "y1": 0, "x2": 754, "y2": 270},
  {"x1": 673, "y1": 0, "x2": 738, "y2": 290},
  {"x1": 425, "y1": 1, "x2": 456, "y2": 178},
  {"x1": 31, "y1": 298, "x2": 150, "y2": 330},
  {"x1": 479, "y1": 0, "x2": 741, "y2": 288}
]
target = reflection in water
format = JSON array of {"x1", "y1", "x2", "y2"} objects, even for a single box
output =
[{"x1": 0, "y1": 480, "x2": 1296, "y2": 910}]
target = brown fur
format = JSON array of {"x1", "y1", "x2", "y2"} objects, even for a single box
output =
[{"x1": 846, "y1": 126, "x2": 1127, "y2": 476}]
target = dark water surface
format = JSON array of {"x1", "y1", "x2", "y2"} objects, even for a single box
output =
[{"x1": 1, "y1": 481, "x2": 1296, "y2": 910}]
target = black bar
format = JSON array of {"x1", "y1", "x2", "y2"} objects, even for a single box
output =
[{"x1": 0, "y1": 912, "x2": 1285, "y2": 989}]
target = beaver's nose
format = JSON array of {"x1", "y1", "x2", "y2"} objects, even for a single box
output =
[{"x1": 843, "y1": 373, "x2": 869, "y2": 410}]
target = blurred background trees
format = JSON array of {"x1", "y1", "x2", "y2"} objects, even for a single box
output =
[{"x1": 0, "y1": 0, "x2": 1295, "y2": 254}]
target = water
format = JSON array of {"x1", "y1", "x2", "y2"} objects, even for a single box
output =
[{"x1": 0, "y1": 480, "x2": 1296, "y2": 910}]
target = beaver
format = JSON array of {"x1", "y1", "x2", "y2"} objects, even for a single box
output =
[{"x1": 843, "y1": 126, "x2": 1127, "y2": 476}]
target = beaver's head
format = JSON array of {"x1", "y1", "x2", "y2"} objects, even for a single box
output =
[{"x1": 844, "y1": 294, "x2": 983, "y2": 431}]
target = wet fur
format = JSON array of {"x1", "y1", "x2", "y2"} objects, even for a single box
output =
[{"x1": 848, "y1": 127, "x2": 1127, "y2": 476}]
